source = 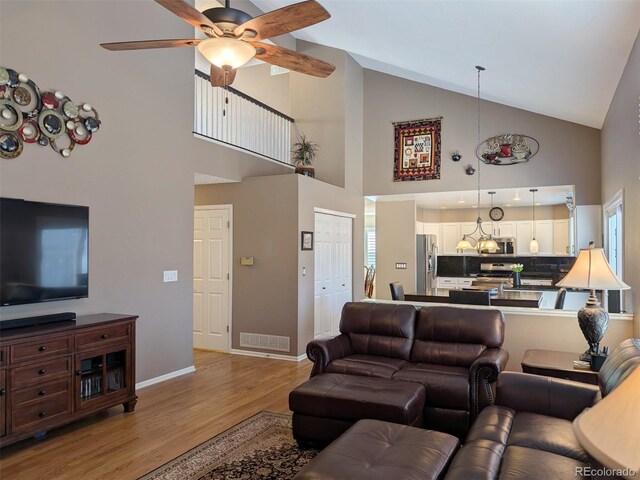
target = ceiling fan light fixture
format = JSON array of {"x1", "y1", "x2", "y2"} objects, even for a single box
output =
[{"x1": 197, "y1": 37, "x2": 256, "y2": 70}]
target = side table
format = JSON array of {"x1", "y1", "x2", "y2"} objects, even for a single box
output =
[{"x1": 521, "y1": 349, "x2": 598, "y2": 385}]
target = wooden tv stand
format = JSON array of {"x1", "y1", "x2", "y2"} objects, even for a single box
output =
[{"x1": 0, "y1": 313, "x2": 138, "y2": 447}]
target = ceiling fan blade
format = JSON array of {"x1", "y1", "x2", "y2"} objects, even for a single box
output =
[
  {"x1": 210, "y1": 65, "x2": 237, "y2": 87},
  {"x1": 251, "y1": 42, "x2": 335, "y2": 78},
  {"x1": 155, "y1": 0, "x2": 224, "y2": 36},
  {"x1": 235, "y1": 0, "x2": 329, "y2": 41},
  {"x1": 100, "y1": 39, "x2": 202, "y2": 51}
]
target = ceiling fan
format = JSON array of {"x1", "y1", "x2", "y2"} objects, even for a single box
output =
[{"x1": 101, "y1": 0, "x2": 335, "y2": 87}]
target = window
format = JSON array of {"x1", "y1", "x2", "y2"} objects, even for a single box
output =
[{"x1": 603, "y1": 189, "x2": 624, "y2": 312}]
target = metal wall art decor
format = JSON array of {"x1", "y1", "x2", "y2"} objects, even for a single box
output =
[
  {"x1": 0, "y1": 67, "x2": 100, "y2": 159},
  {"x1": 451, "y1": 151, "x2": 461, "y2": 162},
  {"x1": 393, "y1": 117, "x2": 441, "y2": 181},
  {"x1": 476, "y1": 133, "x2": 539, "y2": 165}
]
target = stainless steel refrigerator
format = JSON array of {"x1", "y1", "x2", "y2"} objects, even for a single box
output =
[{"x1": 417, "y1": 234, "x2": 438, "y2": 292}]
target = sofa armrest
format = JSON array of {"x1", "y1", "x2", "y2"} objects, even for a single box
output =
[
  {"x1": 469, "y1": 348, "x2": 510, "y2": 420},
  {"x1": 494, "y1": 371, "x2": 600, "y2": 421},
  {"x1": 306, "y1": 334, "x2": 353, "y2": 378}
]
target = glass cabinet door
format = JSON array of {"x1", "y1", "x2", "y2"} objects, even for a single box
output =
[{"x1": 75, "y1": 345, "x2": 130, "y2": 410}]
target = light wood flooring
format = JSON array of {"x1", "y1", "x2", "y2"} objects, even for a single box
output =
[{"x1": 0, "y1": 350, "x2": 312, "y2": 480}]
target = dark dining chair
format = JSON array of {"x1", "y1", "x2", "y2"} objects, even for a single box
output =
[
  {"x1": 389, "y1": 282, "x2": 405, "y2": 301},
  {"x1": 554, "y1": 287, "x2": 567, "y2": 309},
  {"x1": 449, "y1": 290, "x2": 491, "y2": 306}
]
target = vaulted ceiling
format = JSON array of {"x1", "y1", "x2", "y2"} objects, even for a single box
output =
[{"x1": 252, "y1": 0, "x2": 640, "y2": 128}]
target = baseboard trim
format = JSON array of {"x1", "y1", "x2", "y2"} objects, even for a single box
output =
[
  {"x1": 136, "y1": 366, "x2": 196, "y2": 390},
  {"x1": 230, "y1": 349, "x2": 306, "y2": 362}
]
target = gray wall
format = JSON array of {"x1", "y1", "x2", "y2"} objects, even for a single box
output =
[
  {"x1": 417, "y1": 205, "x2": 569, "y2": 223},
  {"x1": 363, "y1": 70, "x2": 602, "y2": 205},
  {"x1": 0, "y1": 0, "x2": 291, "y2": 382},
  {"x1": 195, "y1": 174, "x2": 364, "y2": 357},
  {"x1": 195, "y1": 176, "x2": 300, "y2": 355},
  {"x1": 297, "y1": 176, "x2": 364, "y2": 354},
  {"x1": 601, "y1": 31, "x2": 640, "y2": 335}
]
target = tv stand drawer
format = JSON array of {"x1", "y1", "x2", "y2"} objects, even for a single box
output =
[
  {"x1": 11, "y1": 335, "x2": 72, "y2": 364},
  {"x1": 75, "y1": 324, "x2": 131, "y2": 349}
]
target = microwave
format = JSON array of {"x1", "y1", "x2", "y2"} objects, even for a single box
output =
[{"x1": 479, "y1": 237, "x2": 516, "y2": 255}]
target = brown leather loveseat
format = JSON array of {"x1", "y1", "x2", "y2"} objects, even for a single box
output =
[{"x1": 305, "y1": 302, "x2": 509, "y2": 437}]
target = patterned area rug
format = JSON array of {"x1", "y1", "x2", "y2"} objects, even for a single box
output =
[{"x1": 139, "y1": 412, "x2": 318, "y2": 480}]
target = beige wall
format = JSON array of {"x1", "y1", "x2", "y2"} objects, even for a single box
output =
[
  {"x1": 344, "y1": 54, "x2": 364, "y2": 194},
  {"x1": 376, "y1": 201, "x2": 417, "y2": 299},
  {"x1": 503, "y1": 312, "x2": 634, "y2": 371},
  {"x1": 0, "y1": 0, "x2": 291, "y2": 382},
  {"x1": 195, "y1": 176, "x2": 299, "y2": 355},
  {"x1": 290, "y1": 42, "x2": 347, "y2": 188},
  {"x1": 417, "y1": 205, "x2": 569, "y2": 223},
  {"x1": 297, "y1": 176, "x2": 365, "y2": 354},
  {"x1": 230, "y1": 63, "x2": 291, "y2": 117},
  {"x1": 600, "y1": 31, "x2": 640, "y2": 335},
  {"x1": 363, "y1": 70, "x2": 602, "y2": 205}
]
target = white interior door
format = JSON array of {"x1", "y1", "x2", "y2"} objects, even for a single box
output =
[
  {"x1": 193, "y1": 206, "x2": 231, "y2": 351},
  {"x1": 314, "y1": 213, "x2": 333, "y2": 338},
  {"x1": 314, "y1": 212, "x2": 353, "y2": 338}
]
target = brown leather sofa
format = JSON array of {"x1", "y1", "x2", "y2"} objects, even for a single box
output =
[
  {"x1": 304, "y1": 302, "x2": 509, "y2": 437},
  {"x1": 445, "y1": 337, "x2": 640, "y2": 479},
  {"x1": 295, "y1": 338, "x2": 640, "y2": 480}
]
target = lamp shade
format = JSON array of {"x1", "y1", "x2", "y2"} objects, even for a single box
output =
[
  {"x1": 478, "y1": 237, "x2": 498, "y2": 252},
  {"x1": 197, "y1": 38, "x2": 256, "y2": 69},
  {"x1": 556, "y1": 248, "x2": 630, "y2": 290},
  {"x1": 529, "y1": 238, "x2": 539, "y2": 254},
  {"x1": 456, "y1": 238, "x2": 473, "y2": 250},
  {"x1": 573, "y1": 367, "x2": 640, "y2": 478}
]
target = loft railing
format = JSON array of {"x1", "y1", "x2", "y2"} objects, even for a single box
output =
[{"x1": 194, "y1": 70, "x2": 293, "y2": 165}]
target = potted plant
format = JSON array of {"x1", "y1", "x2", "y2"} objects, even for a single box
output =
[
  {"x1": 511, "y1": 263, "x2": 524, "y2": 288},
  {"x1": 292, "y1": 134, "x2": 318, "y2": 178}
]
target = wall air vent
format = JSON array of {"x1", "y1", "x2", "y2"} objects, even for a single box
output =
[{"x1": 240, "y1": 332, "x2": 290, "y2": 352}]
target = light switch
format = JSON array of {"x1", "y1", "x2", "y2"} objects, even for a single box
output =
[
  {"x1": 163, "y1": 270, "x2": 178, "y2": 282},
  {"x1": 395, "y1": 263, "x2": 407, "y2": 270},
  {"x1": 240, "y1": 257, "x2": 254, "y2": 266}
]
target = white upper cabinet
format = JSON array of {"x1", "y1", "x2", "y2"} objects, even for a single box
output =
[
  {"x1": 553, "y1": 219, "x2": 571, "y2": 255},
  {"x1": 492, "y1": 221, "x2": 515, "y2": 238},
  {"x1": 440, "y1": 223, "x2": 462, "y2": 254},
  {"x1": 535, "y1": 220, "x2": 554, "y2": 255}
]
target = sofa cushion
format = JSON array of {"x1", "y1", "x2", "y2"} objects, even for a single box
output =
[
  {"x1": 411, "y1": 307, "x2": 504, "y2": 367},
  {"x1": 598, "y1": 338, "x2": 640, "y2": 397},
  {"x1": 498, "y1": 446, "x2": 588, "y2": 480},
  {"x1": 508, "y1": 412, "x2": 589, "y2": 462},
  {"x1": 393, "y1": 363, "x2": 470, "y2": 409},
  {"x1": 327, "y1": 354, "x2": 408, "y2": 378},
  {"x1": 294, "y1": 419, "x2": 460, "y2": 480},
  {"x1": 445, "y1": 406, "x2": 590, "y2": 480},
  {"x1": 339, "y1": 302, "x2": 416, "y2": 360}
]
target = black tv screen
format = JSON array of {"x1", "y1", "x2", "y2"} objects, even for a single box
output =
[{"x1": 1, "y1": 198, "x2": 89, "y2": 306}]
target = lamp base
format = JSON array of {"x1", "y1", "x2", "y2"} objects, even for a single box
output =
[{"x1": 577, "y1": 297, "x2": 608, "y2": 363}]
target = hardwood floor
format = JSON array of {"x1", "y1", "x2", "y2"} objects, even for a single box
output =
[{"x1": 0, "y1": 351, "x2": 312, "y2": 480}]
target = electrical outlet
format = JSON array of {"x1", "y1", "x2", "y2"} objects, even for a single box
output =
[{"x1": 163, "y1": 270, "x2": 178, "y2": 282}]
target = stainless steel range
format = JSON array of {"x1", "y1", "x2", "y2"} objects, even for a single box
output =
[{"x1": 474, "y1": 263, "x2": 514, "y2": 283}]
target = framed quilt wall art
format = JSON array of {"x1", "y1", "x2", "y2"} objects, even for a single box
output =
[{"x1": 393, "y1": 117, "x2": 442, "y2": 181}]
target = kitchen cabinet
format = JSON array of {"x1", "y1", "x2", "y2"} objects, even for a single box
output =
[
  {"x1": 516, "y1": 221, "x2": 553, "y2": 255},
  {"x1": 436, "y1": 277, "x2": 474, "y2": 288},
  {"x1": 440, "y1": 223, "x2": 462, "y2": 255},
  {"x1": 492, "y1": 222, "x2": 515, "y2": 238},
  {"x1": 553, "y1": 219, "x2": 571, "y2": 255}
]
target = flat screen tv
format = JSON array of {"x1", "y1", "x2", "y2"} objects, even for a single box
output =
[{"x1": 1, "y1": 198, "x2": 89, "y2": 306}]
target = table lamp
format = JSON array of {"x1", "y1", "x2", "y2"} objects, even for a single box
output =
[
  {"x1": 556, "y1": 243, "x2": 630, "y2": 361},
  {"x1": 573, "y1": 366, "x2": 640, "y2": 479}
]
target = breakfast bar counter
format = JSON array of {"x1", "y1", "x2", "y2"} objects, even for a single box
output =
[{"x1": 405, "y1": 288, "x2": 543, "y2": 308}]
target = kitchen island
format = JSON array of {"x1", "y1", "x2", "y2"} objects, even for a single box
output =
[{"x1": 405, "y1": 288, "x2": 543, "y2": 308}]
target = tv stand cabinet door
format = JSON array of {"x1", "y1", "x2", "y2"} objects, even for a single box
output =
[{"x1": 0, "y1": 370, "x2": 6, "y2": 438}]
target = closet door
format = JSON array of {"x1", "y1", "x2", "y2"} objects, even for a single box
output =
[
  {"x1": 314, "y1": 213, "x2": 333, "y2": 338},
  {"x1": 314, "y1": 213, "x2": 353, "y2": 338},
  {"x1": 332, "y1": 216, "x2": 353, "y2": 335}
]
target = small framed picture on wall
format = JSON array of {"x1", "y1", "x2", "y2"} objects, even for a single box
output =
[{"x1": 301, "y1": 231, "x2": 314, "y2": 251}]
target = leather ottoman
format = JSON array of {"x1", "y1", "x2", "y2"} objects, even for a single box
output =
[
  {"x1": 294, "y1": 419, "x2": 460, "y2": 480},
  {"x1": 289, "y1": 373, "x2": 426, "y2": 444}
]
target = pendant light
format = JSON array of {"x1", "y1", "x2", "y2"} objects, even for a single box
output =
[
  {"x1": 456, "y1": 66, "x2": 496, "y2": 253},
  {"x1": 529, "y1": 188, "x2": 539, "y2": 253}
]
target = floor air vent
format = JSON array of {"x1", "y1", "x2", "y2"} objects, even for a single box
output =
[{"x1": 240, "y1": 332, "x2": 290, "y2": 352}]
